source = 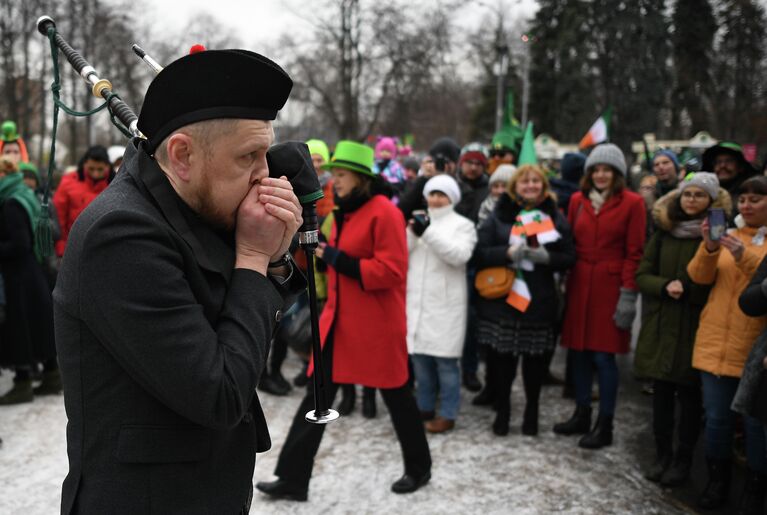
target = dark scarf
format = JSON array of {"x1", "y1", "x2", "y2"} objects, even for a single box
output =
[{"x1": 0, "y1": 172, "x2": 43, "y2": 261}]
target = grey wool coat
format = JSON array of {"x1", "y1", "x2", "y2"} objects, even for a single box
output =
[{"x1": 53, "y1": 139, "x2": 305, "y2": 515}]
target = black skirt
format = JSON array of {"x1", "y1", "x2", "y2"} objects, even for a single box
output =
[{"x1": 477, "y1": 318, "x2": 555, "y2": 356}]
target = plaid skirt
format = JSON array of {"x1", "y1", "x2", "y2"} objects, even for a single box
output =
[{"x1": 477, "y1": 317, "x2": 555, "y2": 356}]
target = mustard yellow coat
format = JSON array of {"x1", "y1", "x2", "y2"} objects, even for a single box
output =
[{"x1": 687, "y1": 226, "x2": 767, "y2": 377}]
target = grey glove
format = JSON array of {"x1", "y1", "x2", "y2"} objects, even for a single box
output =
[
  {"x1": 507, "y1": 244, "x2": 525, "y2": 265},
  {"x1": 613, "y1": 288, "x2": 638, "y2": 330},
  {"x1": 523, "y1": 245, "x2": 550, "y2": 265}
]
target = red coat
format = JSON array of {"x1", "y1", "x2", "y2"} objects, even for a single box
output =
[
  {"x1": 561, "y1": 190, "x2": 646, "y2": 354},
  {"x1": 53, "y1": 173, "x2": 108, "y2": 256},
  {"x1": 311, "y1": 194, "x2": 409, "y2": 389}
]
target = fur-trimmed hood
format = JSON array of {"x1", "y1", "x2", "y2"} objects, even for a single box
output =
[{"x1": 652, "y1": 187, "x2": 733, "y2": 232}]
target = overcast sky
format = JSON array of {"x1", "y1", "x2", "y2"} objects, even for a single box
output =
[{"x1": 140, "y1": 0, "x2": 540, "y2": 52}]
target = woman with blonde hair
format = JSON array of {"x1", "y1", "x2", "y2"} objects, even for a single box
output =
[{"x1": 473, "y1": 164, "x2": 575, "y2": 436}]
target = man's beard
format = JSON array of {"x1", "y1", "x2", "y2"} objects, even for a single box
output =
[{"x1": 193, "y1": 172, "x2": 235, "y2": 231}]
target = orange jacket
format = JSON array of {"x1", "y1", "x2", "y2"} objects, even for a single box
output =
[{"x1": 687, "y1": 226, "x2": 767, "y2": 377}]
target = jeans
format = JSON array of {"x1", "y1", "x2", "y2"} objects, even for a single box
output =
[
  {"x1": 700, "y1": 371, "x2": 767, "y2": 472},
  {"x1": 412, "y1": 354, "x2": 461, "y2": 420},
  {"x1": 572, "y1": 350, "x2": 619, "y2": 417}
]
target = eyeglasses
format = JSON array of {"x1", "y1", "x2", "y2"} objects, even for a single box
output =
[{"x1": 681, "y1": 191, "x2": 709, "y2": 200}]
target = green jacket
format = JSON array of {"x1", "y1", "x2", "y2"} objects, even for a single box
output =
[{"x1": 633, "y1": 189, "x2": 730, "y2": 384}]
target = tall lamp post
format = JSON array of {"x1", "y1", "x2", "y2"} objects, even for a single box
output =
[
  {"x1": 494, "y1": 43, "x2": 509, "y2": 133},
  {"x1": 520, "y1": 33, "x2": 531, "y2": 128}
]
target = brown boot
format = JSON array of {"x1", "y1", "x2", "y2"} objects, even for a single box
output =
[{"x1": 425, "y1": 417, "x2": 455, "y2": 433}]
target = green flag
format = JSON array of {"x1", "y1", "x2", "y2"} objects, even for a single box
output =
[{"x1": 517, "y1": 122, "x2": 537, "y2": 165}]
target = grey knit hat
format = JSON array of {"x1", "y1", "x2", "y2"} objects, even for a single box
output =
[
  {"x1": 679, "y1": 171, "x2": 719, "y2": 200},
  {"x1": 584, "y1": 143, "x2": 627, "y2": 176},
  {"x1": 489, "y1": 164, "x2": 516, "y2": 186}
]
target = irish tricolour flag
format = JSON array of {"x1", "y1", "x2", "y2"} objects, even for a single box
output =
[
  {"x1": 578, "y1": 108, "x2": 612, "y2": 149},
  {"x1": 506, "y1": 274, "x2": 532, "y2": 312}
]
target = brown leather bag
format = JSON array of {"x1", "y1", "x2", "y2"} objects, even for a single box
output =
[{"x1": 475, "y1": 267, "x2": 515, "y2": 299}]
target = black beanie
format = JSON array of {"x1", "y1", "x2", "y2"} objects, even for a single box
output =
[{"x1": 428, "y1": 137, "x2": 461, "y2": 163}]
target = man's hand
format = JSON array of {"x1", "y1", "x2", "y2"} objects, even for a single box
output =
[{"x1": 235, "y1": 176, "x2": 302, "y2": 273}]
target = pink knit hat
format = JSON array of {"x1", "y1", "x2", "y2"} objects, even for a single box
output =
[{"x1": 375, "y1": 137, "x2": 398, "y2": 159}]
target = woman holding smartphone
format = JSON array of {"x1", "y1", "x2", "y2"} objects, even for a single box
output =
[
  {"x1": 634, "y1": 173, "x2": 730, "y2": 487},
  {"x1": 687, "y1": 175, "x2": 767, "y2": 510}
]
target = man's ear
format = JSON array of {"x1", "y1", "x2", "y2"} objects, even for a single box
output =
[{"x1": 165, "y1": 133, "x2": 195, "y2": 182}]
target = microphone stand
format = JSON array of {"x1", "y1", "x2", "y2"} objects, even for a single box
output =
[{"x1": 299, "y1": 205, "x2": 339, "y2": 424}]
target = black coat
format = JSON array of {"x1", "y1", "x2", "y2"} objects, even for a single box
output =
[
  {"x1": 473, "y1": 194, "x2": 576, "y2": 324},
  {"x1": 0, "y1": 198, "x2": 56, "y2": 366},
  {"x1": 53, "y1": 140, "x2": 305, "y2": 515},
  {"x1": 456, "y1": 173, "x2": 489, "y2": 224}
]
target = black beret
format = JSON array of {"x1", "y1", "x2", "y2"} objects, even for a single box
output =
[{"x1": 138, "y1": 49, "x2": 293, "y2": 152}]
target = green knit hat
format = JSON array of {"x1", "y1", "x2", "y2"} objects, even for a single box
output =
[
  {"x1": 306, "y1": 139, "x2": 330, "y2": 163},
  {"x1": 322, "y1": 140, "x2": 375, "y2": 177}
]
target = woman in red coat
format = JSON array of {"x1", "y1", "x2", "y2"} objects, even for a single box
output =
[
  {"x1": 554, "y1": 143, "x2": 646, "y2": 449},
  {"x1": 257, "y1": 141, "x2": 431, "y2": 501},
  {"x1": 53, "y1": 145, "x2": 114, "y2": 257}
]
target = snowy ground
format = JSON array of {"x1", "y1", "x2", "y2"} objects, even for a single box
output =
[{"x1": 0, "y1": 349, "x2": 698, "y2": 515}]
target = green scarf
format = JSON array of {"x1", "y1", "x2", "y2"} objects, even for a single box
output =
[{"x1": 0, "y1": 172, "x2": 43, "y2": 261}]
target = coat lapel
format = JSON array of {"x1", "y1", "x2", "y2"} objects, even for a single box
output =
[{"x1": 127, "y1": 141, "x2": 233, "y2": 282}]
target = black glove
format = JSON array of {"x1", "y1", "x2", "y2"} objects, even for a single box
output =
[
  {"x1": 411, "y1": 213, "x2": 430, "y2": 237},
  {"x1": 320, "y1": 245, "x2": 340, "y2": 266}
]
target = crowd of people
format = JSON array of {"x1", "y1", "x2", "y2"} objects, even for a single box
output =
[{"x1": 2, "y1": 110, "x2": 767, "y2": 512}]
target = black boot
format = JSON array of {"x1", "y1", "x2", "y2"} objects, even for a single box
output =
[
  {"x1": 33, "y1": 369, "x2": 63, "y2": 396},
  {"x1": 644, "y1": 440, "x2": 673, "y2": 482},
  {"x1": 521, "y1": 402, "x2": 538, "y2": 436},
  {"x1": 362, "y1": 387, "x2": 377, "y2": 419},
  {"x1": 255, "y1": 479, "x2": 308, "y2": 502},
  {"x1": 258, "y1": 372, "x2": 291, "y2": 396},
  {"x1": 492, "y1": 399, "x2": 510, "y2": 436},
  {"x1": 698, "y1": 458, "x2": 731, "y2": 510},
  {"x1": 271, "y1": 369, "x2": 291, "y2": 393},
  {"x1": 737, "y1": 469, "x2": 767, "y2": 515},
  {"x1": 553, "y1": 405, "x2": 591, "y2": 435},
  {"x1": 660, "y1": 449, "x2": 693, "y2": 487},
  {"x1": 578, "y1": 414, "x2": 613, "y2": 449},
  {"x1": 293, "y1": 361, "x2": 309, "y2": 387},
  {"x1": 0, "y1": 379, "x2": 34, "y2": 405},
  {"x1": 472, "y1": 385, "x2": 495, "y2": 406},
  {"x1": 337, "y1": 385, "x2": 356, "y2": 416},
  {"x1": 462, "y1": 372, "x2": 482, "y2": 392}
]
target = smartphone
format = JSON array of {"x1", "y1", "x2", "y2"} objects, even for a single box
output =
[{"x1": 708, "y1": 208, "x2": 726, "y2": 241}]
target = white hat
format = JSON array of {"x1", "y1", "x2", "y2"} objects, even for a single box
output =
[
  {"x1": 108, "y1": 145, "x2": 125, "y2": 165},
  {"x1": 423, "y1": 174, "x2": 461, "y2": 205}
]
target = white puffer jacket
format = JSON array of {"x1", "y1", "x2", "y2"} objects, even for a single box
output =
[{"x1": 406, "y1": 205, "x2": 477, "y2": 358}]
